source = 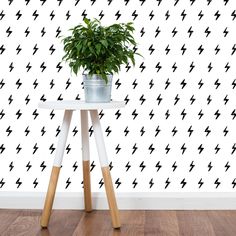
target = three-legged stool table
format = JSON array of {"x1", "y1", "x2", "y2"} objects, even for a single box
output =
[{"x1": 38, "y1": 100, "x2": 125, "y2": 229}]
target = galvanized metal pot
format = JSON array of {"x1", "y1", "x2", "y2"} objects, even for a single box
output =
[{"x1": 83, "y1": 74, "x2": 113, "y2": 103}]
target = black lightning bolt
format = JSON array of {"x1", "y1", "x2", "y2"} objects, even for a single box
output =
[
  {"x1": 124, "y1": 126, "x2": 129, "y2": 136},
  {"x1": 156, "y1": 161, "x2": 162, "y2": 172},
  {"x1": 125, "y1": 162, "x2": 131, "y2": 171},
  {"x1": 40, "y1": 161, "x2": 46, "y2": 171}
]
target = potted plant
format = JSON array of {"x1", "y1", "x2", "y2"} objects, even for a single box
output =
[{"x1": 61, "y1": 17, "x2": 141, "y2": 103}]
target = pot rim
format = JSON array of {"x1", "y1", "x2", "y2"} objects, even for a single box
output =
[
  {"x1": 82, "y1": 73, "x2": 113, "y2": 76},
  {"x1": 82, "y1": 74, "x2": 113, "y2": 81}
]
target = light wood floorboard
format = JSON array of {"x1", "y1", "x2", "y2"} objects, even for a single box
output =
[{"x1": 1, "y1": 210, "x2": 236, "y2": 235}]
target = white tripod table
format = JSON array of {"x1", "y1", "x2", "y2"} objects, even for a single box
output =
[{"x1": 38, "y1": 100, "x2": 125, "y2": 229}]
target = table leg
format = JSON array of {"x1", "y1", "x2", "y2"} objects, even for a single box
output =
[
  {"x1": 81, "y1": 110, "x2": 92, "y2": 212},
  {"x1": 40, "y1": 110, "x2": 73, "y2": 228},
  {"x1": 90, "y1": 110, "x2": 121, "y2": 229}
]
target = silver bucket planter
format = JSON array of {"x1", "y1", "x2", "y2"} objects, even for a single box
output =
[{"x1": 83, "y1": 74, "x2": 112, "y2": 103}]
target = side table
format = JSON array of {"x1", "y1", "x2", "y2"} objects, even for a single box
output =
[{"x1": 38, "y1": 100, "x2": 125, "y2": 229}]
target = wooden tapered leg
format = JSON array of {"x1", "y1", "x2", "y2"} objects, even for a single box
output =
[
  {"x1": 81, "y1": 110, "x2": 92, "y2": 212},
  {"x1": 40, "y1": 166, "x2": 60, "y2": 228},
  {"x1": 90, "y1": 110, "x2": 121, "y2": 228},
  {"x1": 83, "y1": 160, "x2": 92, "y2": 212},
  {"x1": 41, "y1": 110, "x2": 73, "y2": 228},
  {"x1": 102, "y1": 166, "x2": 121, "y2": 228}
]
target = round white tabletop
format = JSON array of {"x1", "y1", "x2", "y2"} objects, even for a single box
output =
[{"x1": 38, "y1": 100, "x2": 125, "y2": 110}]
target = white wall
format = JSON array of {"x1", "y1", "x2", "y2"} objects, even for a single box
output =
[{"x1": 0, "y1": 0, "x2": 236, "y2": 195}]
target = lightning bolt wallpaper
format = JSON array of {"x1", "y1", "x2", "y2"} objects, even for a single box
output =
[{"x1": 0, "y1": 0, "x2": 236, "y2": 193}]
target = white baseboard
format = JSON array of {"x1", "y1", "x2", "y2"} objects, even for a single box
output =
[{"x1": 0, "y1": 192, "x2": 236, "y2": 210}]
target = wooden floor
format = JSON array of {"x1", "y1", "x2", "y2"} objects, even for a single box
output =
[{"x1": 0, "y1": 209, "x2": 236, "y2": 236}]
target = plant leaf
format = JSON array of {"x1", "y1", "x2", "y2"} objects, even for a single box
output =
[
  {"x1": 84, "y1": 18, "x2": 90, "y2": 25},
  {"x1": 100, "y1": 39, "x2": 108, "y2": 48},
  {"x1": 95, "y1": 44, "x2": 101, "y2": 54}
]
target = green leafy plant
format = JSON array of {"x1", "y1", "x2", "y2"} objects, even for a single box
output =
[{"x1": 61, "y1": 18, "x2": 141, "y2": 83}]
